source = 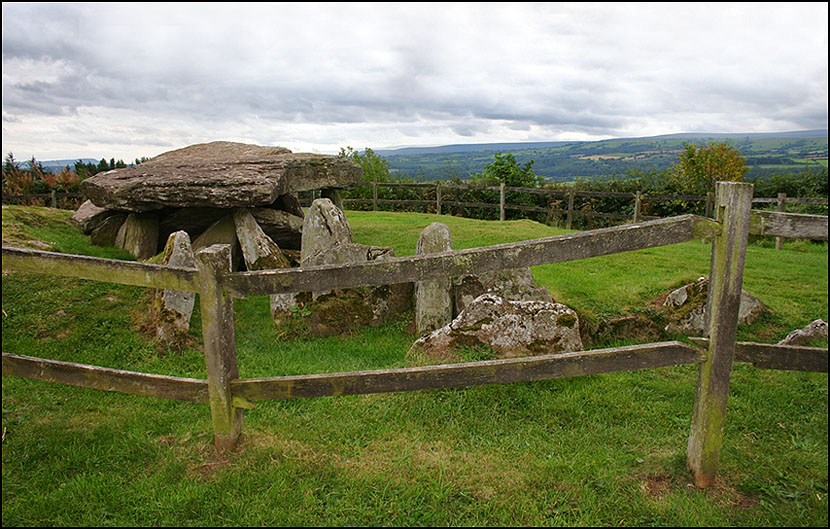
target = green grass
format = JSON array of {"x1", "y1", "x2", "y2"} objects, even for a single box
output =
[{"x1": 2, "y1": 206, "x2": 827, "y2": 526}]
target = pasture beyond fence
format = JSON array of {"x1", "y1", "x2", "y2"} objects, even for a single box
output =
[
  {"x1": 306, "y1": 180, "x2": 828, "y2": 246},
  {"x1": 2, "y1": 182, "x2": 828, "y2": 489}
]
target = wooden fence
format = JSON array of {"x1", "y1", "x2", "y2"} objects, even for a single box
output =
[
  {"x1": 2, "y1": 182, "x2": 828, "y2": 489},
  {"x1": 2, "y1": 190, "x2": 85, "y2": 209},
  {"x1": 317, "y1": 180, "x2": 828, "y2": 240}
]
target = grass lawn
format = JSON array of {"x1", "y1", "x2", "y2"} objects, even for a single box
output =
[{"x1": 2, "y1": 205, "x2": 827, "y2": 526}]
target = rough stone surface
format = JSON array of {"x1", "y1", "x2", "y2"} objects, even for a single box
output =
[
  {"x1": 233, "y1": 208, "x2": 291, "y2": 271},
  {"x1": 662, "y1": 276, "x2": 766, "y2": 335},
  {"x1": 271, "y1": 192, "x2": 305, "y2": 219},
  {"x1": 299, "y1": 198, "x2": 394, "y2": 295},
  {"x1": 249, "y1": 207, "x2": 304, "y2": 250},
  {"x1": 454, "y1": 267, "x2": 553, "y2": 316},
  {"x1": 410, "y1": 293, "x2": 583, "y2": 360},
  {"x1": 192, "y1": 215, "x2": 242, "y2": 270},
  {"x1": 415, "y1": 222, "x2": 454, "y2": 335},
  {"x1": 71, "y1": 200, "x2": 114, "y2": 234},
  {"x1": 153, "y1": 231, "x2": 197, "y2": 352},
  {"x1": 300, "y1": 198, "x2": 354, "y2": 265},
  {"x1": 778, "y1": 319, "x2": 828, "y2": 346},
  {"x1": 232, "y1": 208, "x2": 295, "y2": 318},
  {"x1": 89, "y1": 213, "x2": 126, "y2": 247},
  {"x1": 272, "y1": 197, "x2": 412, "y2": 335},
  {"x1": 81, "y1": 141, "x2": 362, "y2": 212},
  {"x1": 115, "y1": 213, "x2": 159, "y2": 260}
]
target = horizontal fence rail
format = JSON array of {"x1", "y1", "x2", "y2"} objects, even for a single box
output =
[
  {"x1": 226, "y1": 215, "x2": 721, "y2": 297},
  {"x1": 689, "y1": 338, "x2": 828, "y2": 372},
  {"x1": 231, "y1": 342, "x2": 703, "y2": 402},
  {"x1": 2, "y1": 353, "x2": 210, "y2": 403},
  {"x1": 2, "y1": 246, "x2": 200, "y2": 292},
  {"x1": 749, "y1": 210, "x2": 829, "y2": 240}
]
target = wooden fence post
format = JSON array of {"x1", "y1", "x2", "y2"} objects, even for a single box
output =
[
  {"x1": 196, "y1": 244, "x2": 243, "y2": 451},
  {"x1": 633, "y1": 191, "x2": 641, "y2": 223},
  {"x1": 705, "y1": 192, "x2": 714, "y2": 218},
  {"x1": 775, "y1": 193, "x2": 786, "y2": 250},
  {"x1": 687, "y1": 181, "x2": 753, "y2": 488},
  {"x1": 499, "y1": 182, "x2": 506, "y2": 221},
  {"x1": 436, "y1": 181, "x2": 442, "y2": 215},
  {"x1": 51, "y1": 189, "x2": 57, "y2": 208},
  {"x1": 566, "y1": 187, "x2": 576, "y2": 230},
  {"x1": 373, "y1": 178, "x2": 378, "y2": 211}
]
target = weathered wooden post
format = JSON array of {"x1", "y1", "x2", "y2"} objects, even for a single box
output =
[
  {"x1": 499, "y1": 182, "x2": 506, "y2": 221},
  {"x1": 566, "y1": 187, "x2": 576, "y2": 230},
  {"x1": 705, "y1": 192, "x2": 714, "y2": 218},
  {"x1": 196, "y1": 244, "x2": 243, "y2": 451},
  {"x1": 436, "y1": 181, "x2": 442, "y2": 215},
  {"x1": 687, "y1": 181, "x2": 753, "y2": 488},
  {"x1": 775, "y1": 192, "x2": 787, "y2": 250},
  {"x1": 51, "y1": 189, "x2": 58, "y2": 208},
  {"x1": 633, "y1": 191, "x2": 642, "y2": 223},
  {"x1": 373, "y1": 177, "x2": 378, "y2": 211}
]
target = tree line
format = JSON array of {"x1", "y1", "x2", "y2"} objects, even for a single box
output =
[{"x1": 338, "y1": 142, "x2": 828, "y2": 226}]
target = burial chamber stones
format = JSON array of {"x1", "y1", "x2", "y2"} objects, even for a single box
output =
[
  {"x1": 80, "y1": 141, "x2": 361, "y2": 212},
  {"x1": 72, "y1": 141, "x2": 362, "y2": 260}
]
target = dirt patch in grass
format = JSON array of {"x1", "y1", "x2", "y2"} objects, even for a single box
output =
[{"x1": 639, "y1": 473, "x2": 675, "y2": 501}]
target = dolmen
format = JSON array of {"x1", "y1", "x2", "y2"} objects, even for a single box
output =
[{"x1": 70, "y1": 141, "x2": 361, "y2": 261}]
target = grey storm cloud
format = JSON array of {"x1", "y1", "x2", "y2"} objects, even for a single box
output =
[{"x1": 2, "y1": 2, "x2": 827, "y2": 159}]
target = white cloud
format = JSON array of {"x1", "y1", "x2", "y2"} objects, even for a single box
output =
[{"x1": 2, "y1": 2, "x2": 827, "y2": 161}]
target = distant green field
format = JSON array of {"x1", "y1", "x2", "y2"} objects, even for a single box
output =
[{"x1": 384, "y1": 134, "x2": 829, "y2": 182}]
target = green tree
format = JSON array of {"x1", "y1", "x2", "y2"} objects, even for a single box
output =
[
  {"x1": 670, "y1": 141, "x2": 747, "y2": 195},
  {"x1": 474, "y1": 152, "x2": 541, "y2": 188},
  {"x1": 338, "y1": 146, "x2": 391, "y2": 182}
]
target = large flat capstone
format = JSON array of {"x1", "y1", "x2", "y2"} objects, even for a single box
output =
[{"x1": 81, "y1": 141, "x2": 362, "y2": 212}]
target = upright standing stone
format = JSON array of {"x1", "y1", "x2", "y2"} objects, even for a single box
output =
[
  {"x1": 276, "y1": 198, "x2": 411, "y2": 335},
  {"x1": 192, "y1": 215, "x2": 242, "y2": 271},
  {"x1": 90, "y1": 213, "x2": 126, "y2": 247},
  {"x1": 233, "y1": 208, "x2": 291, "y2": 271},
  {"x1": 153, "y1": 231, "x2": 197, "y2": 351},
  {"x1": 415, "y1": 222, "x2": 454, "y2": 335},
  {"x1": 232, "y1": 208, "x2": 295, "y2": 317},
  {"x1": 115, "y1": 213, "x2": 160, "y2": 260},
  {"x1": 300, "y1": 198, "x2": 354, "y2": 265}
]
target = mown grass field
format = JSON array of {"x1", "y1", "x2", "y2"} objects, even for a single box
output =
[{"x1": 2, "y1": 205, "x2": 827, "y2": 526}]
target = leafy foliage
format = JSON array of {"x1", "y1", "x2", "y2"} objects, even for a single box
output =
[
  {"x1": 670, "y1": 141, "x2": 748, "y2": 195},
  {"x1": 338, "y1": 146, "x2": 392, "y2": 183},
  {"x1": 472, "y1": 152, "x2": 542, "y2": 188}
]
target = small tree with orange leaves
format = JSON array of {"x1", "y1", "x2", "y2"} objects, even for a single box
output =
[{"x1": 670, "y1": 141, "x2": 747, "y2": 195}]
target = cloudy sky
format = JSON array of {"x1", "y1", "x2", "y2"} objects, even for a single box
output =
[{"x1": 2, "y1": 2, "x2": 827, "y2": 162}]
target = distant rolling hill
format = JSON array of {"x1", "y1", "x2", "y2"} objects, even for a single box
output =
[{"x1": 377, "y1": 130, "x2": 828, "y2": 182}]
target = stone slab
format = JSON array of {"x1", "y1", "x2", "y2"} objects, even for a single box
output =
[{"x1": 81, "y1": 141, "x2": 362, "y2": 212}]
